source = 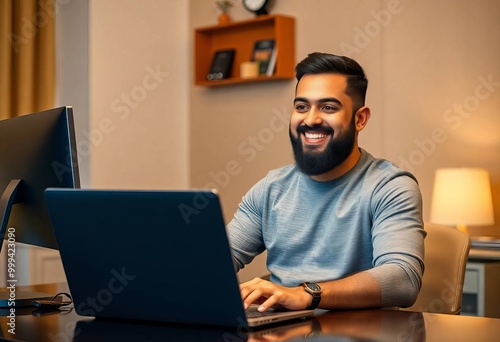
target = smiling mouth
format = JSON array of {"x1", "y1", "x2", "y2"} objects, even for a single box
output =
[
  {"x1": 295, "y1": 125, "x2": 334, "y2": 146},
  {"x1": 304, "y1": 132, "x2": 328, "y2": 139},
  {"x1": 302, "y1": 131, "x2": 331, "y2": 145}
]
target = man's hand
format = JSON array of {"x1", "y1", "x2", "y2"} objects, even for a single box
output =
[{"x1": 239, "y1": 277, "x2": 312, "y2": 312}]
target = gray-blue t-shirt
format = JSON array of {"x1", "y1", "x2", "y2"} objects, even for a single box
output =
[{"x1": 227, "y1": 149, "x2": 425, "y2": 307}]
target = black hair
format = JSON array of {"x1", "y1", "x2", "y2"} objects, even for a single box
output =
[{"x1": 295, "y1": 52, "x2": 368, "y2": 111}]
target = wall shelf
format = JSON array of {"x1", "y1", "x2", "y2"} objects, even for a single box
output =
[{"x1": 194, "y1": 14, "x2": 295, "y2": 87}]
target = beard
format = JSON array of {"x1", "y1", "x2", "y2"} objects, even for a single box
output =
[{"x1": 289, "y1": 117, "x2": 356, "y2": 176}]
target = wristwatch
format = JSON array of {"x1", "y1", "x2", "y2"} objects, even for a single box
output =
[{"x1": 301, "y1": 282, "x2": 322, "y2": 310}]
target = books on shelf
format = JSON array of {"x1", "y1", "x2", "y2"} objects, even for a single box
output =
[
  {"x1": 471, "y1": 236, "x2": 500, "y2": 249},
  {"x1": 251, "y1": 39, "x2": 277, "y2": 76}
]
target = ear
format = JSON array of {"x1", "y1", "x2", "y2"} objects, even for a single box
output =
[{"x1": 354, "y1": 106, "x2": 371, "y2": 132}]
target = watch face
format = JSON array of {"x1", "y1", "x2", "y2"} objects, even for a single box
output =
[
  {"x1": 305, "y1": 283, "x2": 322, "y2": 293},
  {"x1": 243, "y1": 0, "x2": 267, "y2": 11}
]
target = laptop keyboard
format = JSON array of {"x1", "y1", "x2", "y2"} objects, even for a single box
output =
[
  {"x1": 245, "y1": 305, "x2": 286, "y2": 318},
  {"x1": 245, "y1": 309, "x2": 279, "y2": 318}
]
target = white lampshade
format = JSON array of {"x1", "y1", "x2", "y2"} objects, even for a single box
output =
[{"x1": 430, "y1": 168, "x2": 494, "y2": 233}]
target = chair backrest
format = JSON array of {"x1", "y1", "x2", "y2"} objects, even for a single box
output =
[{"x1": 402, "y1": 222, "x2": 471, "y2": 315}]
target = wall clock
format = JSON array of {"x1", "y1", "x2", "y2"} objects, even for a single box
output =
[{"x1": 242, "y1": 0, "x2": 269, "y2": 16}]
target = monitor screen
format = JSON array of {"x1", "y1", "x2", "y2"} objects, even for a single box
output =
[{"x1": 0, "y1": 106, "x2": 80, "y2": 251}]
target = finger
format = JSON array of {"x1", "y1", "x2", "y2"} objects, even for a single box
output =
[
  {"x1": 240, "y1": 282, "x2": 258, "y2": 301},
  {"x1": 243, "y1": 288, "x2": 266, "y2": 309},
  {"x1": 239, "y1": 277, "x2": 264, "y2": 290},
  {"x1": 244, "y1": 285, "x2": 283, "y2": 311},
  {"x1": 257, "y1": 295, "x2": 279, "y2": 312},
  {"x1": 240, "y1": 278, "x2": 267, "y2": 301}
]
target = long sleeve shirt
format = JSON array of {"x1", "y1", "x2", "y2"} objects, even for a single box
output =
[{"x1": 227, "y1": 149, "x2": 425, "y2": 307}]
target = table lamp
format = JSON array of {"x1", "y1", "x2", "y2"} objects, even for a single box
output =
[{"x1": 430, "y1": 167, "x2": 494, "y2": 235}]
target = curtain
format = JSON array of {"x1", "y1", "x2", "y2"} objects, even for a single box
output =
[{"x1": 0, "y1": 0, "x2": 55, "y2": 120}]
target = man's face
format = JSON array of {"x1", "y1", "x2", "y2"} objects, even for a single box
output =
[{"x1": 289, "y1": 73, "x2": 357, "y2": 176}]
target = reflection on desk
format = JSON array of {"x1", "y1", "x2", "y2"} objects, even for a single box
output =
[{"x1": 0, "y1": 283, "x2": 499, "y2": 342}]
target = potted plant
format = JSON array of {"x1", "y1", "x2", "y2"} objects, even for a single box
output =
[{"x1": 216, "y1": 0, "x2": 234, "y2": 25}]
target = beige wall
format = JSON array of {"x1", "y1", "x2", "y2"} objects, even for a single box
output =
[
  {"x1": 58, "y1": 0, "x2": 190, "y2": 190},
  {"x1": 190, "y1": 0, "x2": 500, "y2": 278},
  {"x1": 88, "y1": 0, "x2": 190, "y2": 189},
  {"x1": 56, "y1": 0, "x2": 90, "y2": 185}
]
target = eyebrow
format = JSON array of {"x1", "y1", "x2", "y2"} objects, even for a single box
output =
[{"x1": 293, "y1": 97, "x2": 342, "y2": 106}]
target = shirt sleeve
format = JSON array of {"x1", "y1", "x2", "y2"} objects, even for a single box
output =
[
  {"x1": 226, "y1": 178, "x2": 267, "y2": 271},
  {"x1": 368, "y1": 174, "x2": 426, "y2": 307}
]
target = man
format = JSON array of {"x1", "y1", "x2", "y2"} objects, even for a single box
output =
[{"x1": 227, "y1": 52, "x2": 425, "y2": 313}]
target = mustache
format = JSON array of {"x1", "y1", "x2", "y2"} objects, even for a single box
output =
[{"x1": 296, "y1": 124, "x2": 334, "y2": 135}]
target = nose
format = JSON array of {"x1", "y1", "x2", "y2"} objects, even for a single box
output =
[{"x1": 303, "y1": 108, "x2": 323, "y2": 126}]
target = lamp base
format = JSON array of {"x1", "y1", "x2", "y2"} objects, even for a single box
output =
[{"x1": 456, "y1": 224, "x2": 469, "y2": 235}]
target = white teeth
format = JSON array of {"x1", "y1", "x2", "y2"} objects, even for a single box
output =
[{"x1": 304, "y1": 132, "x2": 327, "y2": 139}]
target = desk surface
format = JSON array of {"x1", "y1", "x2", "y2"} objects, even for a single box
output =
[{"x1": 0, "y1": 283, "x2": 499, "y2": 342}]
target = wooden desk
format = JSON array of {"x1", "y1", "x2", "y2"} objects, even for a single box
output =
[{"x1": 0, "y1": 283, "x2": 499, "y2": 341}]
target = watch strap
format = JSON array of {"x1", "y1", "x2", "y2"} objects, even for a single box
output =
[
  {"x1": 307, "y1": 292, "x2": 321, "y2": 310},
  {"x1": 301, "y1": 282, "x2": 322, "y2": 310}
]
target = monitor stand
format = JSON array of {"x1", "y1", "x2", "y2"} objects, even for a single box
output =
[{"x1": 0, "y1": 179, "x2": 56, "y2": 310}]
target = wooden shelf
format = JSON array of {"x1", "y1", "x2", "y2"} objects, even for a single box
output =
[{"x1": 194, "y1": 15, "x2": 295, "y2": 87}]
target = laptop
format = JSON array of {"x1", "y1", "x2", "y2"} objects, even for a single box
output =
[{"x1": 44, "y1": 188, "x2": 314, "y2": 328}]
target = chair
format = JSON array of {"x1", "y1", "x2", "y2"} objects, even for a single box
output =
[{"x1": 401, "y1": 222, "x2": 471, "y2": 315}]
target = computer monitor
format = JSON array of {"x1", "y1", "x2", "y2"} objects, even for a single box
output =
[{"x1": 0, "y1": 106, "x2": 80, "y2": 308}]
